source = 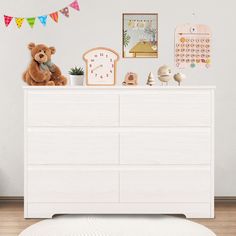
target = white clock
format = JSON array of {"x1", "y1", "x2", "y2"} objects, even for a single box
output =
[{"x1": 83, "y1": 47, "x2": 119, "y2": 86}]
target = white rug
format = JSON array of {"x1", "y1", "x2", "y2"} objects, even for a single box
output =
[{"x1": 19, "y1": 215, "x2": 216, "y2": 236}]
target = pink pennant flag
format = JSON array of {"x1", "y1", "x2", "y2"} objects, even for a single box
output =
[
  {"x1": 4, "y1": 15, "x2": 13, "y2": 27},
  {"x1": 69, "y1": 0, "x2": 80, "y2": 11},
  {"x1": 60, "y1": 7, "x2": 70, "y2": 17}
]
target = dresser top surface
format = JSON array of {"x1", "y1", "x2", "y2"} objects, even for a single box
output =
[{"x1": 23, "y1": 86, "x2": 216, "y2": 90}]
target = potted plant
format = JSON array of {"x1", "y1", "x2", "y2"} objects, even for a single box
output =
[{"x1": 69, "y1": 66, "x2": 84, "y2": 86}]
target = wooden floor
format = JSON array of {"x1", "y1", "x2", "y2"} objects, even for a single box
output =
[{"x1": 0, "y1": 201, "x2": 235, "y2": 236}]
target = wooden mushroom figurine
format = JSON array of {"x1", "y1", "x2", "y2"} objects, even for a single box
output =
[
  {"x1": 146, "y1": 72, "x2": 155, "y2": 86},
  {"x1": 174, "y1": 73, "x2": 186, "y2": 86},
  {"x1": 158, "y1": 65, "x2": 172, "y2": 86}
]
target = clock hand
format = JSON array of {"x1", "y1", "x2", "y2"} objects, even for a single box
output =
[{"x1": 91, "y1": 64, "x2": 103, "y2": 73}]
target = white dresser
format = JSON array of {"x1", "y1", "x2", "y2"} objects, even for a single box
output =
[{"x1": 24, "y1": 86, "x2": 215, "y2": 218}]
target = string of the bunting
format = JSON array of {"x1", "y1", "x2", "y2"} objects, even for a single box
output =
[{"x1": 4, "y1": 0, "x2": 80, "y2": 29}]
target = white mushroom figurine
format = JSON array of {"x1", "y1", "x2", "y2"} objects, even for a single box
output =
[
  {"x1": 158, "y1": 65, "x2": 172, "y2": 86},
  {"x1": 174, "y1": 73, "x2": 186, "y2": 86}
]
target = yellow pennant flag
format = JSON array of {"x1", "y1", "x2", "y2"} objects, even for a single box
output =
[{"x1": 15, "y1": 18, "x2": 24, "y2": 28}]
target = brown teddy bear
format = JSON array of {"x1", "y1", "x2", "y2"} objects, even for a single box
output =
[{"x1": 23, "y1": 42, "x2": 67, "y2": 86}]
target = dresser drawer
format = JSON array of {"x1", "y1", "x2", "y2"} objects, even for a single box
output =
[
  {"x1": 27, "y1": 129, "x2": 119, "y2": 165},
  {"x1": 120, "y1": 128, "x2": 212, "y2": 165},
  {"x1": 26, "y1": 93, "x2": 119, "y2": 126},
  {"x1": 120, "y1": 167, "x2": 211, "y2": 203},
  {"x1": 28, "y1": 168, "x2": 119, "y2": 203},
  {"x1": 120, "y1": 91, "x2": 212, "y2": 126}
]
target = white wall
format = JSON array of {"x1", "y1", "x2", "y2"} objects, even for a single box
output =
[{"x1": 0, "y1": 0, "x2": 235, "y2": 196}]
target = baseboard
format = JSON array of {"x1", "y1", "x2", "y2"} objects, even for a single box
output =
[
  {"x1": 1, "y1": 196, "x2": 236, "y2": 202},
  {"x1": 215, "y1": 196, "x2": 236, "y2": 202},
  {"x1": 0, "y1": 196, "x2": 24, "y2": 201}
]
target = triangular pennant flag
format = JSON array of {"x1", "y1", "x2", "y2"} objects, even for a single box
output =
[
  {"x1": 60, "y1": 7, "x2": 70, "y2": 17},
  {"x1": 4, "y1": 15, "x2": 13, "y2": 27},
  {"x1": 27, "y1": 17, "x2": 36, "y2": 28},
  {"x1": 69, "y1": 0, "x2": 80, "y2": 11},
  {"x1": 15, "y1": 18, "x2": 24, "y2": 29},
  {"x1": 50, "y1": 12, "x2": 59, "y2": 23},
  {"x1": 38, "y1": 15, "x2": 47, "y2": 26}
]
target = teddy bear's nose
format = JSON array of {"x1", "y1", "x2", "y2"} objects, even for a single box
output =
[{"x1": 39, "y1": 54, "x2": 44, "y2": 58}]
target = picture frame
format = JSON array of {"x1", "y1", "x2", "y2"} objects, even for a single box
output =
[{"x1": 122, "y1": 13, "x2": 158, "y2": 58}]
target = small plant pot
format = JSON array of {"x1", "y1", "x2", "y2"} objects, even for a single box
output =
[{"x1": 69, "y1": 75, "x2": 84, "y2": 86}]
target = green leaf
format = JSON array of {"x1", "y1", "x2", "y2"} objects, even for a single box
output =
[
  {"x1": 69, "y1": 66, "x2": 84, "y2": 75},
  {"x1": 123, "y1": 30, "x2": 131, "y2": 47}
]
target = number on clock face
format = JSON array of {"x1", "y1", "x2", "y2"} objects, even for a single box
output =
[{"x1": 83, "y1": 48, "x2": 119, "y2": 86}]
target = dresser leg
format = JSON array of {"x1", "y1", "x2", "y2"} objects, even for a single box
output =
[
  {"x1": 25, "y1": 210, "x2": 54, "y2": 219},
  {"x1": 184, "y1": 212, "x2": 213, "y2": 219},
  {"x1": 25, "y1": 214, "x2": 54, "y2": 219}
]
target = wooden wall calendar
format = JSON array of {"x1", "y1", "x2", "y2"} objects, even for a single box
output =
[{"x1": 175, "y1": 24, "x2": 211, "y2": 69}]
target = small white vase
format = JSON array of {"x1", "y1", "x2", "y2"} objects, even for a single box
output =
[{"x1": 69, "y1": 75, "x2": 84, "y2": 86}]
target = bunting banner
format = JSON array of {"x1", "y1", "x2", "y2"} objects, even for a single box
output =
[
  {"x1": 38, "y1": 15, "x2": 47, "y2": 26},
  {"x1": 70, "y1": 0, "x2": 80, "y2": 11},
  {"x1": 27, "y1": 17, "x2": 36, "y2": 28},
  {"x1": 3, "y1": 0, "x2": 80, "y2": 29},
  {"x1": 4, "y1": 15, "x2": 13, "y2": 27},
  {"x1": 15, "y1": 18, "x2": 24, "y2": 28},
  {"x1": 60, "y1": 7, "x2": 70, "y2": 18},
  {"x1": 50, "y1": 12, "x2": 59, "y2": 23}
]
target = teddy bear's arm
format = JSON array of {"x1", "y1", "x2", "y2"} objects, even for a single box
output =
[
  {"x1": 29, "y1": 60, "x2": 51, "y2": 82},
  {"x1": 51, "y1": 64, "x2": 62, "y2": 79},
  {"x1": 50, "y1": 65, "x2": 68, "y2": 86}
]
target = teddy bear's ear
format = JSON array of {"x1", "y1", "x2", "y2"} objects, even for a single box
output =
[
  {"x1": 49, "y1": 47, "x2": 56, "y2": 55},
  {"x1": 28, "y1": 42, "x2": 36, "y2": 50}
]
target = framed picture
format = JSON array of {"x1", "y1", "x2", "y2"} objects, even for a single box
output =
[
  {"x1": 83, "y1": 47, "x2": 119, "y2": 86},
  {"x1": 122, "y1": 13, "x2": 158, "y2": 58}
]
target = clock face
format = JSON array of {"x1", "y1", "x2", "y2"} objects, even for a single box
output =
[{"x1": 83, "y1": 48, "x2": 119, "y2": 86}]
